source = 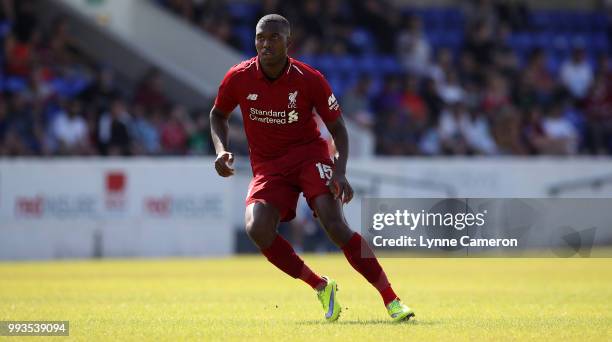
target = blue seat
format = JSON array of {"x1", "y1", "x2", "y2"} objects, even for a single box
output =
[
  {"x1": 529, "y1": 12, "x2": 551, "y2": 30},
  {"x1": 551, "y1": 34, "x2": 571, "y2": 51},
  {"x1": 298, "y1": 54, "x2": 316, "y2": 68},
  {"x1": 591, "y1": 13, "x2": 608, "y2": 31},
  {"x1": 0, "y1": 21, "x2": 11, "y2": 38},
  {"x1": 336, "y1": 56, "x2": 357, "y2": 74},
  {"x1": 357, "y1": 54, "x2": 379, "y2": 74},
  {"x1": 547, "y1": 55, "x2": 561, "y2": 74},
  {"x1": 508, "y1": 33, "x2": 533, "y2": 51},
  {"x1": 591, "y1": 33, "x2": 608, "y2": 53},
  {"x1": 316, "y1": 54, "x2": 336, "y2": 74},
  {"x1": 5, "y1": 76, "x2": 26, "y2": 92},
  {"x1": 226, "y1": 3, "x2": 259, "y2": 24},
  {"x1": 534, "y1": 32, "x2": 554, "y2": 49},
  {"x1": 326, "y1": 74, "x2": 345, "y2": 97},
  {"x1": 379, "y1": 55, "x2": 401, "y2": 75},
  {"x1": 234, "y1": 26, "x2": 255, "y2": 53},
  {"x1": 350, "y1": 29, "x2": 376, "y2": 54},
  {"x1": 441, "y1": 8, "x2": 464, "y2": 29}
]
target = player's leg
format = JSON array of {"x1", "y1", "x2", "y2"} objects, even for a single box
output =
[
  {"x1": 245, "y1": 175, "x2": 326, "y2": 292},
  {"x1": 299, "y1": 160, "x2": 395, "y2": 301},
  {"x1": 310, "y1": 194, "x2": 397, "y2": 303},
  {"x1": 311, "y1": 194, "x2": 414, "y2": 321},
  {"x1": 246, "y1": 203, "x2": 326, "y2": 291},
  {"x1": 244, "y1": 201, "x2": 280, "y2": 249},
  {"x1": 246, "y1": 173, "x2": 341, "y2": 321}
]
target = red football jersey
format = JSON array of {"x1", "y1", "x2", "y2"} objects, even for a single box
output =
[{"x1": 214, "y1": 57, "x2": 341, "y2": 175}]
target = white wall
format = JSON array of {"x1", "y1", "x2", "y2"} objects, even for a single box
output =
[{"x1": 0, "y1": 158, "x2": 233, "y2": 260}]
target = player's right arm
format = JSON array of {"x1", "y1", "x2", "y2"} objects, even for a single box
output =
[
  {"x1": 210, "y1": 66, "x2": 240, "y2": 177},
  {"x1": 210, "y1": 106, "x2": 234, "y2": 177}
]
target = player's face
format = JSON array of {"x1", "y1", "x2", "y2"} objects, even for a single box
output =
[{"x1": 255, "y1": 22, "x2": 289, "y2": 66}]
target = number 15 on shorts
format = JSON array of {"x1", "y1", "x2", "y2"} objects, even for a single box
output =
[{"x1": 316, "y1": 162, "x2": 333, "y2": 185}]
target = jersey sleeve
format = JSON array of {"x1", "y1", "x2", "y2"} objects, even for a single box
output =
[
  {"x1": 214, "y1": 69, "x2": 239, "y2": 115},
  {"x1": 311, "y1": 71, "x2": 342, "y2": 123}
]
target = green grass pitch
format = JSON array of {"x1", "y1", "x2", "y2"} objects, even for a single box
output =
[{"x1": 1, "y1": 255, "x2": 611, "y2": 341}]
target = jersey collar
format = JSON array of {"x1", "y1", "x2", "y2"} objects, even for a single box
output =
[{"x1": 255, "y1": 56, "x2": 294, "y2": 82}]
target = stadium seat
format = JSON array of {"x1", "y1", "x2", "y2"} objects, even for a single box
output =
[
  {"x1": 336, "y1": 56, "x2": 357, "y2": 74},
  {"x1": 357, "y1": 54, "x2": 379, "y2": 75},
  {"x1": 226, "y1": 2, "x2": 259, "y2": 24},
  {"x1": 234, "y1": 26, "x2": 255, "y2": 54},
  {"x1": 316, "y1": 54, "x2": 336, "y2": 74},
  {"x1": 379, "y1": 55, "x2": 402, "y2": 75},
  {"x1": 4, "y1": 76, "x2": 26, "y2": 92},
  {"x1": 350, "y1": 29, "x2": 376, "y2": 54}
]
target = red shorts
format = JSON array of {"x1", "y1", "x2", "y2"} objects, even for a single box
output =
[{"x1": 245, "y1": 157, "x2": 334, "y2": 222}]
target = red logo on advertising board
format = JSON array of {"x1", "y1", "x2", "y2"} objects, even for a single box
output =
[
  {"x1": 145, "y1": 196, "x2": 171, "y2": 216},
  {"x1": 15, "y1": 196, "x2": 44, "y2": 217},
  {"x1": 105, "y1": 171, "x2": 126, "y2": 210}
]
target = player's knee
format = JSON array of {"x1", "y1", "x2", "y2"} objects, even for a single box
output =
[
  {"x1": 245, "y1": 219, "x2": 262, "y2": 238},
  {"x1": 245, "y1": 218, "x2": 274, "y2": 246}
]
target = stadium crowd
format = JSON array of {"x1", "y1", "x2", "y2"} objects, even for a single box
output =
[
  {"x1": 0, "y1": 0, "x2": 214, "y2": 157},
  {"x1": 160, "y1": 0, "x2": 612, "y2": 156},
  {"x1": 1, "y1": 0, "x2": 611, "y2": 157}
]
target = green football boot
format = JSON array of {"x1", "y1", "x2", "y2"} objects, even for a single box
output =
[
  {"x1": 316, "y1": 276, "x2": 341, "y2": 322},
  {"x1": 387, "y1": 298, "x2": 415, "y2": 322}
]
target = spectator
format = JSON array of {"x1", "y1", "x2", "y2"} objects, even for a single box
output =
[
  {"x1": 23, "y1": 65, "x2": 56, "y2": 105},
  {"x1": 465, "y1": 20, "x2": 496, "y2": 66},
  {"x1": 438, "y1": 102, "x2": 469, "y2": 155},
  {"x1": 437, "y1": 70, "x2": 465, "y2": 104},
  {"x1": 396, "y1": 16, "x2": 431, "y2": 77},
  {"x1": 491, "y1": 105, "x2": 525, "y2": 154},
  {"x1": 134, "y1": 69, "x2": 168, "y2": 111},
  {"x1": 98, "y1": 98, "x2": 132, "y2": 156},
  {"x1": 79, "y1": 67, "x2": 121, "y2": 111},
  {"x1": 187, "y1": 109, "x2": 213, "y2": 155},
  {"x1": 378, "y1": 109, "x2": 418, "y2": 155},
  {"x1": 400, "y1": 76, "x2": 428, "y2": 128},
  {"x1": 429, "y1": 48, "x2": 454, "y2": 87},
  {"x1": 160, "y1": 104, "x2": 189, "y2": 155},
  {"x1": 560, "y1": 47, "x2": 594, "y2": 101},
  {"x1": 4, "y1": 33, "x2": 34, "y2": 77},
  {"x1": 585, "y1": 75, "x2": 612, "y2": 154},
  {"x1": 129, "y1": 104, "x2": 160, "y2": 155},
  {"x1": 0, "y1": 101, "x2": 10, "y2": 154},
  {"x1": 421, "y1": 77, "x2": 444, "y2": 126},
  {"x1": 341, "y1": 75, "x2": 374, "y2": 128},
  {"x1": 463, "y1": 111, "x2": 497, "y2": 155},
  {"x1": 50, "y1": 100, "x2": 90, "y2": 155},
  {"x1": 523, "y1": 49, "x2": 557, "y2": 106},
  {"x1": 481, "y1": 72, "x2": 510, "y2": 115},
  {"x1": 523, "y1": 105, "x2": 549, "y2": 154},
  {"x1": 6, "y1": 93, "x2": 44, "y2": 155},
  {"x1": 542, "y1": 103, "x2": 579, "y2": 154}
]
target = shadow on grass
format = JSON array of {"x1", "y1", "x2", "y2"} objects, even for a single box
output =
[{"x1": 297, "y1": 319, "x2": 442, "y2": 326}]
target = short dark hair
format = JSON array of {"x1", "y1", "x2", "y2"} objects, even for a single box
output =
[{"x1": 256, "y1": 14, "x2": 290, "y2": 35}]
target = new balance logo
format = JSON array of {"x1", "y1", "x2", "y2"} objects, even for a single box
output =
[
  {"x1": 328, "y1": 94, "x2": 339, "y2": 111},
  {"x1": 288, "y1": 110, "x2": 299, "y2": 123},
  {"x1": 246, "y1": 94, "x2": 258, "y2": 101}
]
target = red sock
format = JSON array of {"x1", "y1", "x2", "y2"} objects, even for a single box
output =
[
  {"x1": 342, "y1": 232, "x2": 399, "y2": 305},
  {"x1": 299, "y1": 265, "x2": 326, "y2": 290},
  {"x1": 260, "y1": 234, "x2": 324, "y2": 290}
]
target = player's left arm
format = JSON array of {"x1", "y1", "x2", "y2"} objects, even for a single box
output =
[
  {"x1": 325, "y1": 116, "x2": 354, "y2": 204},
  {"x1": 311, "y1": 69, "x2": 353, "y2": 203}
]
